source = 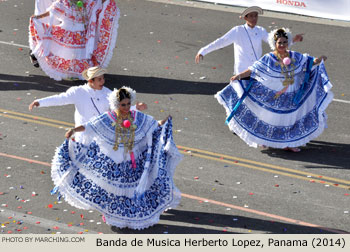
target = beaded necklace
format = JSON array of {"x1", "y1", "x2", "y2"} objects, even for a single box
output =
[
  {"x1": 274, "y1": 51, "x2": 296, "y2": 99},
  {"x1": 275, "y1": 51, "x2": 295, "y2": 87},
  {"x1": 111, "y1": 110, "x2": 137, "y2": 153}
]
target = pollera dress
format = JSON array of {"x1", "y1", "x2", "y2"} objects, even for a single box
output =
[
  {"x1": 29, "y1": 0, "x2": 120, "y2": 80},
  {"x1": 216, "y1": 51, "x2": 333, "y2": 148},
  {"x1": 51, "y1": 110, "x2": 182, "y2": 229}
]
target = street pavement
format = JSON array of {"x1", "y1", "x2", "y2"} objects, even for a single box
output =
[{"x1": 0, "y1": 0, "x2": 349, "y2": 234}]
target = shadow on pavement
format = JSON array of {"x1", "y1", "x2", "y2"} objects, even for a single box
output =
[
  {"x1": 261, "y1": 140, "x2": 350, "y2": 170},
  {"x1": 109, "y1": 209, "x2": 342, "y2": 234},
  {"x1": 0, "y1": 73, "x2": 227, "y2": 96}
]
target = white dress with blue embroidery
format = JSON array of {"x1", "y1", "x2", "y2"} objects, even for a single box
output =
[
  {"x1": 215, "y1": 51, "x2": 333, "y2": 148},
  {"x1": 51, "y1": 110, "x2": 182, "y2": 229}
]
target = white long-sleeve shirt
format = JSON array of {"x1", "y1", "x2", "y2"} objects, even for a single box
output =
[
  {"x1": 198, "y1": 24, "x2": 269, "y2": 74},
  {"x1": 37, "y1": 84, "x2": 112, "y2": 126}
]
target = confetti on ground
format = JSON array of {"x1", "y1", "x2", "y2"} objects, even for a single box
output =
[{"x1": 47, "y1": 204, "x2": 53, "y2": 208}]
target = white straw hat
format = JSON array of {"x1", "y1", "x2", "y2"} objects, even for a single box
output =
[
  {"x1": 82, "y1": 66, "x2": 107, "y2": 81},
  {"x1": 240, "y1": 6, "x2": 263, "y2": 19}
]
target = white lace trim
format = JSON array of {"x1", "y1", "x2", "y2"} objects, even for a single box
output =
[{"x1": 215, "y1": 83, "x2": 334, "y2": 149}]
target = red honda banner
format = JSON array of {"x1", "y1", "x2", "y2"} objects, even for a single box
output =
[{"x1": 196, "y1": 0, "x2": 350, "y2": 21}]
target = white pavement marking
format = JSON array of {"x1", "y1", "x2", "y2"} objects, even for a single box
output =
[
  {"x1": 0, "y1": 208, "x2": 99, "y2": 234},
  {"x1": 333, "y1": 99, "x2": 350, "y2": 104},
  {"x1": 0, "y1": 41, "x2": 29, "y2": 48}
]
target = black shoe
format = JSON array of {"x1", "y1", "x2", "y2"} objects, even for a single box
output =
[{"x1": 29, "y1": 51, "x2": 39, "y2": 68}]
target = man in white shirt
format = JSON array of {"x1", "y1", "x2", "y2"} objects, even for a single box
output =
[
  {"x1": 195, "y1": 6, "x2": 303, "y2": 75},
  {"x1": 28, "y1": 66, "x2": 147, "y2": 126}
]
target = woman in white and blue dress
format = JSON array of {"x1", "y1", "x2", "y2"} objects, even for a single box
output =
[
  {"x1": 216, "y1": 28, "x2": 333, "y2": 152},
  {"x1": 51, "y1": 87, "x2": 182, "y2": 229}
]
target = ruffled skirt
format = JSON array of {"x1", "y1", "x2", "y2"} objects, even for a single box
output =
[
  {"x1": 51, "y1": 119, "x2": 182, "y2": 229},
  {"x1": 29, "y1": 0, "x2": 120, "y2": 80},
  {"x1": 215, "y1": 62, "x2": 333, "y2": 148}
]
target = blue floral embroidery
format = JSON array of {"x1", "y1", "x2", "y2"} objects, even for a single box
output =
[
  {"x1": 54, "y1": 118, "x2": 179, "y2": 223},
  {"x1": 218, "y1": 53, "x2": 331, "y2": 144}
]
